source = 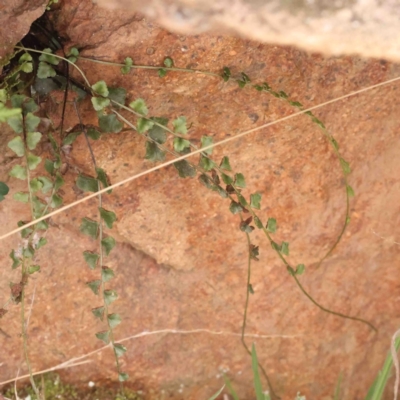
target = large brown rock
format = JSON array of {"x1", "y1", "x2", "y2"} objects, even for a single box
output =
[
  {"x1": 96, "y1": 0, "x2": 400, "y2": 62},
  {"x1": 1, "y1": 1, "x2": 400, "y2": 399}
]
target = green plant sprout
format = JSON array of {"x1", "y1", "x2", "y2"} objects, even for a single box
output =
[
  {"x1": 221, "y1": 344, "x2": 306, "y2": 400},
  {"x1": 46, "y1": 0, "x2": 59, "y2": 11},
  {"x1": 2, "y1": 372, "x2": 141, "y2": 399}
]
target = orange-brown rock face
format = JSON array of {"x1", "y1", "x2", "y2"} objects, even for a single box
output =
[
  {"x1": 1, "y1": 1, "x2": 400, "y2": 399},
  {"x1": 0, "y1": 0, "x2": 47, "y2": 63}
]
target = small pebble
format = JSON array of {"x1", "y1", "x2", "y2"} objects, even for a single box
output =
[{"x1": 146, "y1": 47, "x2": 155, "y2": 55}]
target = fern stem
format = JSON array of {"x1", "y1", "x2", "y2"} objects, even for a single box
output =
[
  {"x1": 20, "y1": 261, "x2": 41, "y2": 399},
  {"x1": 240, "y1": 226, "x2": 280, "y2": 400},
  {"x1": 77, "y1": 56, "x2": 219, "y2": 77},
  {"x1": 20, "y1": 111, "x2": 42, "y2": 399},
  {"x1": 74, "y1": 102, "x2": 125, "y2": 396},
  {"x1": 290, "y1": 270, "x2": 377, "y2": 332},
  {"x1": 113, "y1": 101, "x2": 375, "y2": 332},
  {"x1": 14, "y1": 46, "x2": 91, "y2": 87}
]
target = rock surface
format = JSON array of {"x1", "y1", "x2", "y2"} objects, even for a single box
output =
[
  {"x1": 96, "y1": 0, "x2": 400, "y2": 62},
  {"x1": 1, "y1": 1, "x2": 400, "y2": 399},
  {"x1": 0, "y1": 0, "x2": 47, "y2": 63}
]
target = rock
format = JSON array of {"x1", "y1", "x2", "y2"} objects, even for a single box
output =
[
  {"x1": 0, "y1": 0, "x2": 47, "y2": 64},
  {"x1": 1, "y1": 1, "x2": 400, "y2": 399},
  {"x1": 96, "y1": 0, "x2": 400, "y2": 62}
]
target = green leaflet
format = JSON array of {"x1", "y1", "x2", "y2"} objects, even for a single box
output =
[
  {"x1": 250, "y1": 192, "x2": 262, "y2": 209},
  {"x1": 104, "y1": 289, "x2": 118, "y2": 305},
  {"x1": 107, "y1": 313, "x2": 121, "y2": 328},
  {"x1": 295, "y1": 264, "x2": 305, "y2": 275},
  {"x1": 67, "y1": 47, "x2": 79, "y2": 63},
  {"x1": 174, "y1": 160, "x2": 196, "y2": 178},
  {"x1": 38, "y1": 176, "x2": 52, "y2": 193},
  {"x1": 101, "y1": 266, "x2": 115, "y2": 282},
  {"x1": 173, "y1": 137, "x2": 190, "y2": 152},
  {"x1": 63, "y1": 131, "x2": 81, "y2": 145},
  {"x1": 148, "y1": 117, "x2": 168, "y2": 144},
  {"x1": 28, "y1": 265, "x2": 40, "y2": 274},
  {"x1": 8, "y1": 136, "x2": 24, "y2": 157},
  {"x1": 121, "y1": 57, "x2": 133, "y2": 74},
  {"x1": 91, "y1": 80, "x2": 109, "y2": 97},
  {"x1": 10, "y1": 250, "x2": 21, "y2": 269},
  {"x1": 229, "y1": 201, "x2": 243, "y2": 214},
  {"x1": 95, "y1": 330, "x2": 110, "y2": 344},
  {"x1": 83, "y1": 251, "x2": 99, "y2": 270},
  {"x1": 76, "y1": 174, "x2": 98, "y2": 193},
  {"x1": 50, "y1": 194, "x2": 63, "y2": 208},
  {"x1": 145, "y1": 141, "x2": 165, "y2": 162},
  {"x1": 173, "y1": 116, "x2": 188, "y2": 134},
  {"x1": 87, "y1": 280, "x2": 102, "y2": 295},
  {"x1": 234, "y1": 173, "x2": 246, "y2": 188},
  {"x1": 129, "y1": 98, "x2": 148, "y2": 115},
  {"x1": 266, "y1": 218, "x2": 277, "y2": 233},
  {"x1": 7, "y1": 114, "x2": 23, "y2": 133},
  {"x1": 221, "y1": 173, "x2": 233, "y2": 185},
  {"x1": 96, "y1": 167, "x2": 112, "y2": 194},
  {"x1": 91, "y1": 97, "x2": 110, "y2": 111},
  {"x1": 199, "y1": 155, "x2": 215, "y2": 171},
  {"x1": 91, "y1": 306, "x2": 105, "y2": 320},
  {"x1": 200, "y1": 135, "x2": 214, "y2": 155},
  {"x1": 14, "y1": 192, "x2": 29, "y2": 202},
  {"x1": 137, "y1": 118, "x2": 154, "y2": 133},
  {"x1": 99, "y1": 208, "x2": 117, "y2": 229},
  {"x1": 37, "y1": 62, "x2": 56, "y2": 79},
  {"x1": 163, "y1": 57, "x2": 173, "y2": 67},
  {"x1": 280, "y1": 241, "x2": 289, "y2": 256},
  {"x1": 114, "y1": 343, "x2": 127, "y2": 357},
  {"x1": 39, "y1": 48, "x2": 59, "y2": 65},
  {"x1": 26, "y1": 131, "x2": 42, "y2": 150},
  {"x1": 87, "y1": 127, "x2": 101, "y2": 140},
  {"x1": 101, "y1": 236, "x2": 116, "y2": 255},
  {"x1": 98, "y1": 114, "x2": 123, "y2": 133},
  {"x1": 0, "y1": 106, "x2": 21, "y2": 123},
  {"x1": 9, "y1": 165, "x2": 26, "y2": 180},
  {"x1": 27, "y1": 153, "x2": 42, "y2": 170},
  {"x1": 221, "y1": 67, "x2": 231, "y2": 82},
  {"x1": 107, "y1": 87, "x2": 126, "y2": 107},
  {"x1": 25, "y1": 113, "x2": 40, "y2": 132},
  {"x1": 118, "y1": 372, "x2": 129, "y2": 382},
  {"x1": 30, "y1": 178, "x2": 43, "y2": 192},
  {"x1": 80, "y1": 218, "x2": 99, "y2": 239}
]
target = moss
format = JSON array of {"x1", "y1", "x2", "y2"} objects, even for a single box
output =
[{"x1": 2, "y1": 373, "x2": 142, "y2": 400}]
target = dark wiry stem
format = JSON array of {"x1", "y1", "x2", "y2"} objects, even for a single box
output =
[{"x1": 288, "y1": 268, "x2": 377, "y2": 332}]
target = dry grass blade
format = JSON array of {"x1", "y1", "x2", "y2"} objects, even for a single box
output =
[{"x1": 1, "y1": 74, "x2": 400, "y2": 242}]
